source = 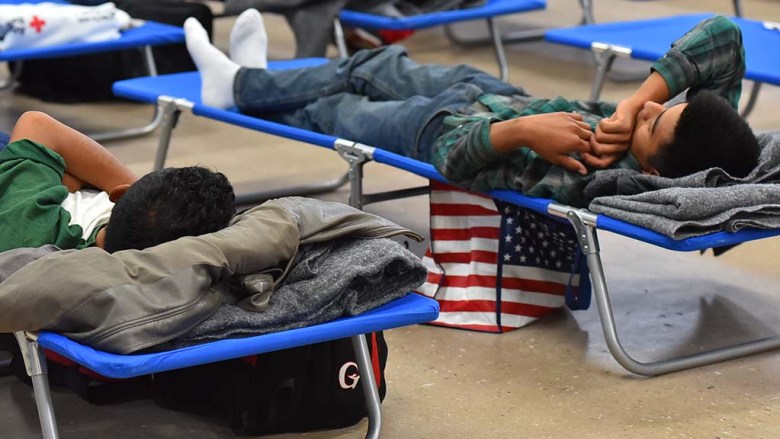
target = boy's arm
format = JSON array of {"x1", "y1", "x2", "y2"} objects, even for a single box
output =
[
  {"x1": 10, "y1": 111, "x2": 138, "y2": 193},
  {"x1": 433, "y1": 112, "x2": 592, "y2": 185},
  {"x1": 587, "y1": 15, "x2": 745, "y2": 166}
]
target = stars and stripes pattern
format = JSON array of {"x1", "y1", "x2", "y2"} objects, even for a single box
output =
[{"x1": 416, "y1": 181, "x2": 584, "y2": 332}]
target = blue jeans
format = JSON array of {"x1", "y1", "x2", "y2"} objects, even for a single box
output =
[
  {"x1": 234, "y1": 45, "x2": 524, "y2": 161},
  {"x1": 0, "y1": 132, "x2": 9, "y2": 151}
]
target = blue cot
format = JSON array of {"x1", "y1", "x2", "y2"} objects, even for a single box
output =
[
  {"x1": 0, "y1": 0, "x2": 185, "y2": 141},
  {"x1": 334, "y1": 0, "x2": 549, "y2": 81},
  {"x1": 110, "y1": 59, "x2": 780, "y2": 382},
  {"x1": 544, "y1": 14, "x2": 780, "y2": 116},
  {"x1": 15, "y1": 294, "x2": 439, "y2": 439}
]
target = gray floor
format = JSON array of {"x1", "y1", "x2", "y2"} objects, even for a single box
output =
[{"x1": 2, "y1": 0, "x2": 780, "y2": 438}]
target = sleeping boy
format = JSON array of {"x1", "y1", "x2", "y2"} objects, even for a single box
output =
[
  {"x1": 0, "y1": 111, "x2": 235, "y2": 253},
  {"x1": 184, "y1": 11, "x2": 760, "y2": 207}
]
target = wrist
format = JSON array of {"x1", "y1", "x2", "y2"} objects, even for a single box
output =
[
  {"x1": 489, "y1": 118, "x2": 530, "y2": 154},
  {"x1": 630, "y1": 71, "x2": 671, "y2": 105}
]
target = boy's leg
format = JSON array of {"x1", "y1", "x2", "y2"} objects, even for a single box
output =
[
  {"x1": 10, "y1": 111, "x2": 138, "y2": 193},
  {"x1": 268, "y1": 82, "x2": 487, "y2": 159},
  {"x1": 185, "y1": 18, "x2": 240, "y2": 109},
  {"x1": 229, "y1": 9, "x2": 267, "y2": 69},
  {"x1": 235, "y1": 45, "x2": 523, "y2": 115}
]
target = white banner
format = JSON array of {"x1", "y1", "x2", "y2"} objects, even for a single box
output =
[{"x1": 0, "y1": 2, "x2": 132, "y2": 51}]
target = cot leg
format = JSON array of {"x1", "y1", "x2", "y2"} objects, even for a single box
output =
[
  {"x1": 333, "y1": 18, "x2": 350, "y2": 59},
  {"x1": 486, "y1": 18, "x2": 509, "y2": 82},
  {"x1": 14, "y1": 333, "x2": 59, "y2": 439},
  {"x1": 351, "y1": 335, "x2": 382, "y2": 439},
  {"x1": 335, "y1": 140, "x2": 429, "y2": 209},
  {"x1": 335, "y1": 140, "x2": 371, "y2": 209},
  {"x1": 152, "y1": 97, "x2": 183, "y2": 171},
  {"x1": 580, "y1": 0, "x2": 595, "y2": 25},
  {"x1": 589, "y1": 49, "x2": 616, "y2": 101},
  {"x1": 0, "y1": 61, "x2": 23, "y2": 90},
  {"x1": 740, "y1": 81, "x2": 762, "y2": 119},
  {"x1": 90, "y1": 46, "x2": 163, "y2": 142},
  {"x1": 442, "y1": 18, "x2": 511, "y2": 81},
  {"x1": 732, "y1": 0, "x2": 744, "y2": 17},
  {"x1": 563, "y1": 209, "x2": 780, "y2": 376}
]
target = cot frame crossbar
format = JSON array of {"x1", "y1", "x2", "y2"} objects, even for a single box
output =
[{"x1": 152, "y1": 96, "x2": 349, "y2": 204}]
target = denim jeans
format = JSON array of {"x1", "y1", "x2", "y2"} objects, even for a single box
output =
[
  {"x1": 0, "y1": 132, "x2": 9, "y2": 151},
  {"x1": 234, "y1": 45, "x2": 524, "y2": 161}
]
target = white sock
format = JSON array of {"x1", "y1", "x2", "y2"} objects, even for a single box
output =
[
  {"x1": 229, "y1": 9, "x2": 268, "y2": 69},
  {"x1": 184, "y1": 17, "x2": 240, "y2": 109}
]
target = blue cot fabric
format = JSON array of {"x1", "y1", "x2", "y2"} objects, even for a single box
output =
[
  {"x1": 36, "y1": 294, "x2": 440, "y2": 379},
  {"x1": 544, "y1": 14, "x2": 780, "y2": 86},
  {"x1": 338, "y1": 0, "x2": 546, "y2": 30},
  {"x1": 0, "y1": 20, "x2": 184, "y2": 62}
]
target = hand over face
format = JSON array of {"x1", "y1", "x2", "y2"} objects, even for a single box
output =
[{"x1": 583, "y1": 99, "x2": 642, "y2": 168}]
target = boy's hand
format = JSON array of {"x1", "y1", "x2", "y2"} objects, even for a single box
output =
[
  {"x1": 518, "y1": 112, "x2": 593, "y2": 175},
  {"x1": 490, "y1": 112, "x2": 592, "y2": 174},
  {"x1": 584, "y1": 98, "x2": 642, "y2": 168}
]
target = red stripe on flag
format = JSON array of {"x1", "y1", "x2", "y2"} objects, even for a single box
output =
[
  {"x1": 431, "y1": 251, "x2": 497, "y2": 264},
  {"x1": 426, "y1": 271, "x2": 442, "y2": 284},
  {"x1": 431, "y1": 227, "x2": 500, "y2": 240},
  {"x1": 440, "y1": 274, "x2": 499, "y2": 288},
  {"x1": 438, "y1": 300, "x2": 559, "y2": 318},
  {"x1": 439, "y1": 274, "x2": 570, "y2": 296},
  {"x1": 431, "y1": 204, "x2": 498, "y2": 216},
  {"x1": 427, "y1": 321, "x2": 508, "y2": 333}
]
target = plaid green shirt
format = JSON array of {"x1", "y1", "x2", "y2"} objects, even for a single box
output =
[{"x1": 431, "y1": 15, "x2": 745, "y2": 207}]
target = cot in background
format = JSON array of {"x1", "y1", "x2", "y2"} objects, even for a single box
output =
[{"x1": 544, "y1": 13, "x2": 780, "y2": 117}]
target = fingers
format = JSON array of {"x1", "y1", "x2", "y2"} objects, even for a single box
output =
[
  {"x1": 554, "y1": 155, "x2": 588, "y2": 175},
  {"x1": 590, "y1": 137, "x2": 629, "y2": 156},
  {"x1": 582, "y1": 152, "x2": 621, "y2": 169},
  {"x1": 598, "y1": 116, "x2": 630, "y2": 134},
  {"x1": 568, "y1": 112, "x2": 584, "y2": 121}
]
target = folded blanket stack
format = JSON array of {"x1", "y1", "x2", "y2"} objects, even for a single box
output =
[
  {"x1": 173, "y1": 237, "x2": 427, "y2": 347},
  {"x1": 583, "y1": 132, "x2": 780, "y2": 239}
]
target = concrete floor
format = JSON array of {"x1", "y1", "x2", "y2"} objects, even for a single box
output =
[{"x1": 2, "y1": 0, "x2": 780, "y2": 438}]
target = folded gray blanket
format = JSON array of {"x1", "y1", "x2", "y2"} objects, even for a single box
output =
[
  {"x1": 173, "y1": 237, "x2": 427, "y2": 347},
  {"x1": 583, "y1": 132, "x2": 780, "y2": 239}
]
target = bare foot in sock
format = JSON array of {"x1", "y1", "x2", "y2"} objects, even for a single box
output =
[
  {"x1": 184, "y1": 17, "x2": 239, "y2": 109},
  {"x1": 229, "y1": 9, "x2": 268, "y2": 68}
]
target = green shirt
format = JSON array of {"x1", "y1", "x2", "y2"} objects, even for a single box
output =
[
  {"x1": 0, "y1": 139, "x2": 98, "y2": 252},
  {"x1": 431, "y1": 15, "x2": 745, "y2": 207}
]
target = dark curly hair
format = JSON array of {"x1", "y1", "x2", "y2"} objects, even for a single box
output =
[
  {"x1": 648, "y1": 90, "x2": 760, "y2": 179},
  {"x1": 103, "y1": 166, "x2": 236, "y2": 253}
]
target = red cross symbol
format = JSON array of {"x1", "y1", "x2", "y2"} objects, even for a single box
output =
[{"x1": 30, "y1": 16, "x2": 46, "y2": 33}]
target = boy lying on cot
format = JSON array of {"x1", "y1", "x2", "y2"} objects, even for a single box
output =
[
  {"x1": 0, "y1": 111, "x2": 235, "y2": 253},
  {"x1": 185, "y1": 11, "x2": 760, "y2": 207}
]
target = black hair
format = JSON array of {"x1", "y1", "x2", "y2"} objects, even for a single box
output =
[
  {"x1": 103, "y1": 166, "x2": 236, "y2": 253},
  {"x1": 648, "y1": 90, "x2": 760, "y2": 179}
]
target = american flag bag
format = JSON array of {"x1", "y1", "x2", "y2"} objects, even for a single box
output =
[{"x1": 416, "y1": 181, "x2": 591, "y2": 332}]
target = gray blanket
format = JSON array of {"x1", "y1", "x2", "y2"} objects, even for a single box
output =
[
  {"x1": 583, "y1": 132, "x2": 780, "y2": 239},
  {"x1": 173, "y1": 237, "x2": 427, "y2": 347}
]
